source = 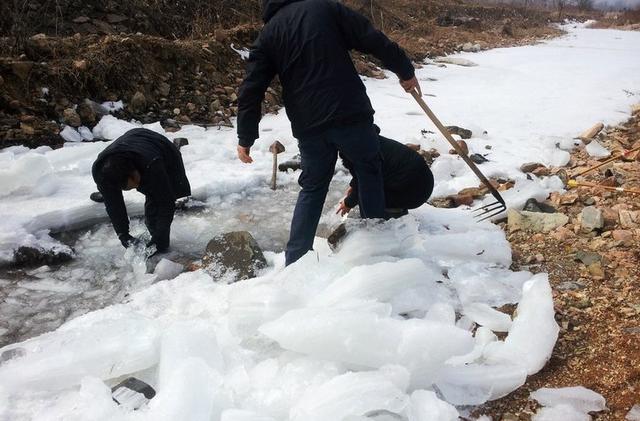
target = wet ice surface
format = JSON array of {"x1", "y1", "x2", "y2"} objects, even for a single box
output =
[{"x1": 0, "y1": 181, "x2": 347, "y2": 348}]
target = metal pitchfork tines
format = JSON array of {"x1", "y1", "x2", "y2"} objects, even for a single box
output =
[{"x1": 410, "y1": 90, "x2": 506, "y2": 221}]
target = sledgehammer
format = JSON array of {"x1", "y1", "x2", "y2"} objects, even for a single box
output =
[{"x1": 269, "y1": 141, "x2": 285, "y2": 190}]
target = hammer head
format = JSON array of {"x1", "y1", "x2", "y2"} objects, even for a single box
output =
[{"x1": 269, "y1": 140, "x2": 285, "y2": 154}]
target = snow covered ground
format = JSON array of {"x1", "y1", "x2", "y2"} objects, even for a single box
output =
[{"x1": 0, "y1": 23, "x2": 639, "y2": 420}]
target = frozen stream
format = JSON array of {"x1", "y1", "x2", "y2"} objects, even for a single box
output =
[
  {"x1": 0, "y1": 23, "x2": 639, "y2": 420},
  {"x1": 0, "y1": 180, "x2": 347, "y2": 347}
]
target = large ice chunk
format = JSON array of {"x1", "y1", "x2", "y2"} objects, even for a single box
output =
[
  {"x1": 153, "y1": 259, "x2": 184, "y2": 281},
  {"x1": 311, "y1": 259, "x2": 440, "y2": 306},
  {"x1": 0, "y1": 312, "x2": 160, "y2": 392},
  {"x1": 146, "y1": 358, "x2": 232, "y2": 421},
  {"x1": 434, "y1": 363, "x2": 528, "y2": 405},
  {"x1": 447, "y1": 263, "x2": 532, "y2": 306},
  {"x1": 483, "y1": 274, "x2": 559, "y2": 374},
  {"x1": 221, "y1": 409, "x2": 278, "y2": 421},
  {"x1": 157, "y1": 321, "x2": 225, "y2": 391},
  {"x1": 259, "y1": 304, "x2": 473, "y2": 387},
  {"x1": 530, "y1": 386, "x2": 606, "y2": 413},
  {"x1": 463, "y1": 302, "x2": 512, "y2": 332},
  {"x1": 289, "y1": 366, "x2": 409, "y2": 421},
  {"x1": 406, "y1": 390, "x2": 459, "y2": 421}
]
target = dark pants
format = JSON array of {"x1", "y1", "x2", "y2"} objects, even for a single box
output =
[
  {"x1": 285, "y1": 121, "x2": 385, "y2": 266},
  {"x1": 144, "y1": 197, "x2": 174, "y2": 253}
]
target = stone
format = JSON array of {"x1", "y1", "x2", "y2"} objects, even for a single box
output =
[
  {"x1": 445, "y1": 125, "x2": 472, "y2": 139},
  {"x1": 532, "y1": 166, "x2": 551, "y2": 177},
  {"x1": 523, "y1": 198, "x2": 557, "y2": 214},
  {"x1": 106, "y1": 14, "x2": 128, "y2": 24},
  {"x1": 449, "y1": 193, "x2": 474, "y2": 207},
  {"x1": 619, "y1": 210, "x2": 639, "y2": 228},
  {"x1": 418, "y1": 148, "x2": 440, "y2": 165},
  {"x1": 627, "y1": 404, "x2": 640, "y2": 421},
  {"x1": 72, "y1": 16, "x2": 91, "y2": 23},
  {"x1": 62, "y1": 108, "x2": 82, "y2": 127},
  {"x1": 203, "y1": 231, "x2": 267, "y2": 281},
  {"x1": 12, "y1": 61, "x2": 33, "y2": 80},
  {"x1": 20, "y1": 122, "x2": 35, "y2": 135},
  {"x1": 580, "y1": 206, "x2": 604, "y2": 232},
  {"x1": 574, "y1": 250, "x2": 602, "y2": 266},
  {"x1": 520, "y1": 162, "x2": 546, "y2": 173},
  {"x1": 507, "y1": 209, "x2": 569, "y2": 233},
  {"x1": 457, "y1": 187, "x2": 485, "y2": 199},
  {"x1": 130, "y1": 91, "x2": 147, "y2": 114},
  {"x1": 13, "y1": 246, "x2": 73, "y2": 268},
  {"x1": 158, "y1": 82, "x2": 171, "y2": 97},
  {"x1": 559, "y1": 192, "x2": 579, "y2": 205},
  {"x1": 579, "y1": 122, "x2": 604, "y2": 141},
  {"x1": 612, "y1": 230, "x2": 633, "y2": 245},
  {"x1": 588, "y1": 262, "x2": 605, "y2": 279},
  {"x1": 76, "y1": 101, "x2": 96, "y2": 125},
  {"x1": 557, "y1": 281, "x2": 585, "y2": 291},
  {"x1": 73, "y1": 59, "x2": 87, "y2": 71},
  {"x1": 550, "y1": 226, "x2": 575, "y2": 241},
  {"x1": 172, "y1": 138, "x2": 189, "y2": 149},
  {"x1": 449, "y1": 140, "x2": 469, "y2": 155},
  {"x1": 327, "y1": 223, "x2": 347, "y2": 250},
  {"x1": 470, "y1": 153, "x2": 488, "y2": 164}
]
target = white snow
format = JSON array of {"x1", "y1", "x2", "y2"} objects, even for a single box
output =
[{"x1": 0, "y1": 24, "x2": 638, "y2": 420}]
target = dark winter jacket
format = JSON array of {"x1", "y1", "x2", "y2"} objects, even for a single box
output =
[
  {"x1": 237, "y1": 0, "x2": 415, "y2": 147},
  {"x1": 341, "y1": 133, "x2": 433, "y2": 209},
  {"x1": 92, "y1": 128, "x2": 191, "y2": 249}
]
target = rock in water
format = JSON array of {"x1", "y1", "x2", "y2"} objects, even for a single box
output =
[
  {"x1": 203, "y1": 231, "x2": 267, "y2": 281},
  {"x1": 13, "y1": 246, "x2": 74, "y2": 268},
  {"x1": 507, "y1": 209, "x2": 569, "y2": 233}
]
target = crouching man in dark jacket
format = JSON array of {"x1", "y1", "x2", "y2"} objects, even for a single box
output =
[
  {"x1": 92, "y1": 128, "x2": 191, "y2": 253},
  {"x1": 237, "y1": 0, "x2": 421, "y2": 266},
  {"x1": 337, "y1": 128, "x2": 434, "y2": 218}
]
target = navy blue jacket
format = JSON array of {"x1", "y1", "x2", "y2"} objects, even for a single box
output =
[
  {"x1": 237, "y1": 0, "x2": 415, "y2": 147},
  {"x1": 92, "y1": 129, "x2": 191, "y2": 249}
]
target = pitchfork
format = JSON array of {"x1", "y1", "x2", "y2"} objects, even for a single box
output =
[{"x1": 410, "y1": 90, "x2": 506, "y2": 221}]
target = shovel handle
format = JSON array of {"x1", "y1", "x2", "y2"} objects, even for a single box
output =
[{"x1": 410, "y1": 90, "x2": 505, "y2": 205}]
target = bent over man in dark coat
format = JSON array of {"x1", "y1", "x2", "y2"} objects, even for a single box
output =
[
  {"x1": 236, "y1": 0, "x2": 421, "y2": 265},
  {"x1": 92, "y1": 128, "x2": 191, "y2": 253},
  {"x1": 337, "y1": 128, "x2": 434, "y2": 218}
]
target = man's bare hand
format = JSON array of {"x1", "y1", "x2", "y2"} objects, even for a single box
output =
[
  {"x1": 336, "y1": 200, "x2": 351, "y2": 217},
  {"x1": 237, "y1": 145, "x2": 253, "y2": 163},
  {"x1": 400, "y1": 76, "x2": 422, "y2": 96}
]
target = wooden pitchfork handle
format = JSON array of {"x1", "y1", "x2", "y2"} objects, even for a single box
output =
[{"x1": 410, "y1": 90, "x2": 506, "y2": 207}]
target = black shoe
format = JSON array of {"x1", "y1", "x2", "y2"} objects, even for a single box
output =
[
  {"x1": 385, "y1": 208, "x2": 408, "y2": 219},
  {"x1": 89, "y1": 191, "x2": 104, "y2": 203}
]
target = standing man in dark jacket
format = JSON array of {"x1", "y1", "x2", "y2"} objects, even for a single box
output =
[
  {"x1": 92, "y1": 128, "x2": 191, "y2": 254},
  {"x1": 237, "y1": 0, "x2": 421, "y2": 265},
  {"x1": 337, "y1": 127, "x2": 434, "y2": 218}
]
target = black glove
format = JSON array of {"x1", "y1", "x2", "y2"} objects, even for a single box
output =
[{"x1": 118, "y1": 233, "x2": 142, "y2": 249}]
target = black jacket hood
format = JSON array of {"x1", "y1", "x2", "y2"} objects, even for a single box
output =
[{"x1": 262, "y1": 0, "x2": 303, "y2": 22}]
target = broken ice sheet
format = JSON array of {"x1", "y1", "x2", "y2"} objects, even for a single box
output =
[
  {"x1": 530, "y1": 386, "x2": 606, "y2": 413},
  {"x1": 289, "y1": 366, "x2": 409, "y2": 421},
  {"x1": 463, "y1": 302, "x2": 512, "y2": 332},
  {"x1": 532, "y1": 404, "x2": 591, "y2": 421}
]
